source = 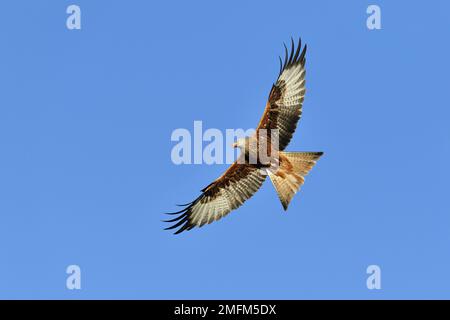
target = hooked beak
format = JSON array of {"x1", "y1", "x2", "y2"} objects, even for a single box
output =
[{"x1": 232, "y1": 142, "x2": 238, "y2": 148}]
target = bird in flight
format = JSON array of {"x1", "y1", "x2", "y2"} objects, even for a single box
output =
[{"x1": 165, "y1": 38, "x2": 323, "y2": 234}]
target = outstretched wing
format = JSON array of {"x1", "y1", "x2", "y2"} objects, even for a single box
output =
[
  {"x1": 257, "y1": 38, "x2": 307, "y2": 151},
  {"x1": 164, "y1": 163, "x2": 266, "y2": 234}
]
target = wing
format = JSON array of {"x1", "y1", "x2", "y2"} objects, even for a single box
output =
[
  {"x1": 164, "y1": 163, "x2": 267, "y2": 234},
  {"x1": 257, "y1": 38, "x2": 307, "y2": 151}
]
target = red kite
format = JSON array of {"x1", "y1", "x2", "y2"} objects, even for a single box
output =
[{"x1": 165, "y1": 39, "x2": 323, "y2": 234}]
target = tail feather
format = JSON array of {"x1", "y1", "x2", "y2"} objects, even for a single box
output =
[{"x1": 268, "y1": 151, "x2": 323, "y2": 210}]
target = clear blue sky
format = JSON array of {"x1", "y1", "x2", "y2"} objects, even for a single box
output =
[{"x1": 0, "y1": 0, "x2": 449, "y2": 299}]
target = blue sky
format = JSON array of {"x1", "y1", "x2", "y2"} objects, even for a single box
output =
[{"x1": 0, "y1": 0, "x2": 449, "y2": 299}]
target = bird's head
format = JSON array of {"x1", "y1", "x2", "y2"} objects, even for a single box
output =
[{"x1": 232, "y1": 137, "x2": 248, "y2": 150}]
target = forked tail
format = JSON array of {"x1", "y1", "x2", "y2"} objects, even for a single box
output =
[{"x1": 267, "y1": 151, "x2": 323, "y2": 210}]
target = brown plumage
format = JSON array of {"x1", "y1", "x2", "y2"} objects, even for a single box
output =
[{"x1": 165, "y1": 38, "x2": 323, "y2": 234}]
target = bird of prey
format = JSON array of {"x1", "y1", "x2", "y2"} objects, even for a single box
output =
[{"x1": 165, "y1": 38, "x2": 323, "y2": 234}]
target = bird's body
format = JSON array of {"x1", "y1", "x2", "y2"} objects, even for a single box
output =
[{"x1": 165, "y1": 39, "x2": 323, "y2": 234}]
